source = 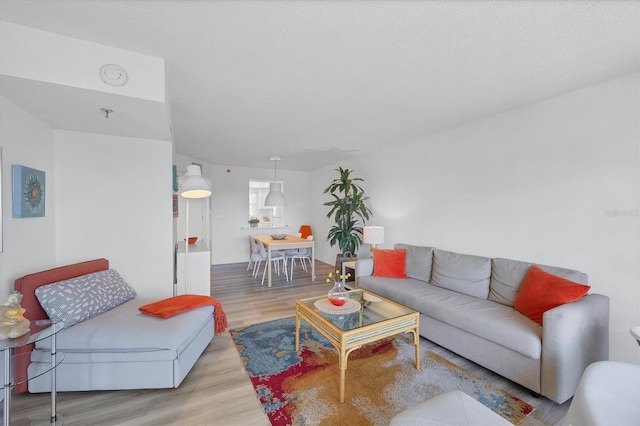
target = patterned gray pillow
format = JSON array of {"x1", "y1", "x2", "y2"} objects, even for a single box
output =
[{"x1": 35, "y1": 269, "x2": 136, "y2": 328}]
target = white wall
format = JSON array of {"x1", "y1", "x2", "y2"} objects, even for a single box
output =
[
  {"x1": 210, "y1": 164, "x2": 310, "y2": 265},
  {"x1": 0, "y1": 96, "x2": 56, "y2": 296},
  {"x1": 311, "y1": 73, "x2": 640, "y2": 363},
  {"x1": 54, "y1": 130, "x2": 174, "y2": 299}
]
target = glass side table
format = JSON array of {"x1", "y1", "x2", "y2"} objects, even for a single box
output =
[{"x1": 1, "y1": 320, "x2": 64, "y2": 425}]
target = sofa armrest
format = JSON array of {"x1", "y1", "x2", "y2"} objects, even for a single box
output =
[
  {"x1": 354, "y1": 258, "x2": 373, "y2": 287},
  {"x1": 541, "y1": 293, "x2": 610, "y2": 404}
]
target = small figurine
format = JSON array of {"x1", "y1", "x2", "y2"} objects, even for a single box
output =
[{"x1": 0, "y1": 292, "x2": 30, "y2": 339}]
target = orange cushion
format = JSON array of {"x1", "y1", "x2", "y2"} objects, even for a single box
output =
[
  {"x1": 372, "y1": 248, "x2": 407, "y2": 278},
  {"x1": 514, "y1": 265, "x2": 590, "y2": 325},
  {"x1": 299, "y1": 225, "x2": 312, "y2": 239}
]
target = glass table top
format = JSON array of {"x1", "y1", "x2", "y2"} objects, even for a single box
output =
[
  {"x1": 298, "y1": 289, "x2": 415, "y2": 332},
  {"x1": 0, "y1": 320, "x2": 64, "y2": 351}
]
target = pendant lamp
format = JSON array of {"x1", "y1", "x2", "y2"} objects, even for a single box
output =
[{"x1": 264, "y1": 155, "x2": 286, "y2": 207}]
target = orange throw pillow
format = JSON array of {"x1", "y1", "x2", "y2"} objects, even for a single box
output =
[
  {"x1": 372, "y1": 248, "x2": 407, "y2": 278},
  {"x1": 514, "y1": 265, "x2": 590, "y2": 325}
]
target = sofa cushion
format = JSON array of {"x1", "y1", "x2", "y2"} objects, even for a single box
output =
[
  {"x1": 359, "y1": 276, "x2": 438, "y2": 309},
  {"x1": 395, "y1": 243, "x2": 434, "y2": 283},
  {"x1": 35, "y1": 269, "x2": 136, "y2": 328},
  {"x1": 34, "y1": 298, "x2": 214, "y2": 355},
  {"x1": 414, "y1": 286, "x2": 542, "y2": 359},
  {"x1": 359, "y1": 276, "x2": 542, "y2": 359},
  {"x1": 514, "y1": 266, "x2": 591, "y2": 325},
  {"x1": 373, "y1": 248, "x2": 407, "y2": 278},
  {"x1": 489, "y1": 258, "x2": 588, "y2": 307},
  {"x1": 431, "y1": 250, "x2": 491, "y2": 299}
]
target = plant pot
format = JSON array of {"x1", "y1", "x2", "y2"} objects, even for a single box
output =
[{"x1": 249, "y1": 223, "x2": 258, "y2": 228}]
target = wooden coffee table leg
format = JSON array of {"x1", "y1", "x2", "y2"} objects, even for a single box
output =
[
  {"x1": 295, "y1": 315, "x2": 300, "y2": 351},
  {"x1": 339, "y1": 349, "x2": 347, "y2": 403},
  {"x1": 412, "y1": 328, "x2": 420, "y2": 369}
]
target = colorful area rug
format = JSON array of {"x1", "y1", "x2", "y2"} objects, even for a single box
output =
[{"x1": 230, "y1": 317, "x2": 533, "y2": 426}]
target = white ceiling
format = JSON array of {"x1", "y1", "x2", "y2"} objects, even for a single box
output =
[{"x1": 0, "y1": 1, "x2": 637, "y2": 172}]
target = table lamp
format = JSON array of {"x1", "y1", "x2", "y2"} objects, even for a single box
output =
[{"x1": 363, "y1": 226, "x2": 384, "y2": 254}]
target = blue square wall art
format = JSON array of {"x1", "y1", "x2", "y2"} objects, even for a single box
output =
[{"x1": 12, "y1": 165, "x2": 45, "y2": 218}]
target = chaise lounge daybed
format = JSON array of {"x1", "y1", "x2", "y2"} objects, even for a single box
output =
[{"x1": 14, "y1": 258, "x2": 215, "y2": 393}]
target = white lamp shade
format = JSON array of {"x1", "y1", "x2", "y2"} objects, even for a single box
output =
[
  {"x1": 363, "y1": 226, "x2": 384, "y2": 245},
  {"x1": 264, "y1": 182, "x2": 286, "y2": 207},
  {"x1": 181, "y1": 165, "x2": 211, "y2": 199}
]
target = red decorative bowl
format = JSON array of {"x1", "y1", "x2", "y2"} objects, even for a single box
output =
[{"x1": 328, "y1": 297, "x2": 347, "y2": 306}]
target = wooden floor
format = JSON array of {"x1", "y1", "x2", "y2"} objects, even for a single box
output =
[{"x1": 9, "y1": 261, "x2": 571, "y2": 425}]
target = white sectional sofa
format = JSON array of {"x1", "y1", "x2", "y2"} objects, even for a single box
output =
[{"x1": 356, "y1": 243, "x2": 610, "y2": 404}]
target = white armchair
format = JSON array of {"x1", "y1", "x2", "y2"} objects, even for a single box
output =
[{"x1": 563, "y1": 327, "x2": 640, "y2": 425}]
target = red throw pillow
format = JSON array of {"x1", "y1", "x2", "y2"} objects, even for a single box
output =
[
  {"x1": 514, "y1": 265, "x2": 590, "y2": 325},
  {"x1": 372, "y1": 248, "x2": 407, "y2": 278}
]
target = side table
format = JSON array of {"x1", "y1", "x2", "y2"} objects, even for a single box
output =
[
  {"x1": 1, "y1": 320, "x2": 64, "y2": 425},
  {"x1": 341, "y1": 260, "x2": 357, "y2": 290}
]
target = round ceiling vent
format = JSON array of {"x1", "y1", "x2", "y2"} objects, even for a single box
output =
[{"x1": 100, "y1": 64, "x2": 128, "y2": 87}]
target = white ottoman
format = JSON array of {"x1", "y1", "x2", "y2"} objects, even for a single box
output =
[{"x1": 390, "y1": 390, "x2": 512, "y2": 426}]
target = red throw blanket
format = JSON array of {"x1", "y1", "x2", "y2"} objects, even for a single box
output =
[{"x1": 139, "y1": 294, "x2": 228, "y2": 334}]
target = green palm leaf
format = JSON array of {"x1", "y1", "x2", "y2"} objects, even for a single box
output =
[{"x1": 323, "y1": 167, "x2": 373, "y2": 256}]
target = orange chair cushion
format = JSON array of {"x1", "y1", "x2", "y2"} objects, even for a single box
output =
[{"x1": 299, "y1": 225, "x2": 312, "y2": 239}]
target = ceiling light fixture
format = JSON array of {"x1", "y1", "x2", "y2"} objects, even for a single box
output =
[
  {"x1": 264, "y1": 155, "x2": 286, "y2": 207},
  {"x1": 100, "y1": 64, "x2": 128, "y2": 87}
]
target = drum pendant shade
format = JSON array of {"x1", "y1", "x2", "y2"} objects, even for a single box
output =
[{"x1": 181, "y1": 165, "x2": 211, "y2": 199}]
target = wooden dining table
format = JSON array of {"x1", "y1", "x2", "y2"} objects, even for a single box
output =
[{"x1": 252, "y1": 234, "x2": 316, "y2": 287}]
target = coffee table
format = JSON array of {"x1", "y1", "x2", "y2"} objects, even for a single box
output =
[{"x1": 295, "y1": 289, "x2": 420, "y2": 403}]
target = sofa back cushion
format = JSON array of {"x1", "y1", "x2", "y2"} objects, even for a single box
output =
[
  {"x1": 489, "y1": 258, "x2": 588, "y2": 307},
  {"x1": 431, "y1": 249, "x2": 492, "y2": 299},
  {"x1": 395, "y1": 243, "x2": 435, "y2": 283}
]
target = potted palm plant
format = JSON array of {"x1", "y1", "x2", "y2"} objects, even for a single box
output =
[{"x1": 324, "y1": 167, "x2": 372, "y2": 272}]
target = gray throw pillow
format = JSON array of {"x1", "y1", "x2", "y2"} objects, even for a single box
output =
[{"x1": 35, "y1": 269, "x2": 136, "y2": 328}]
